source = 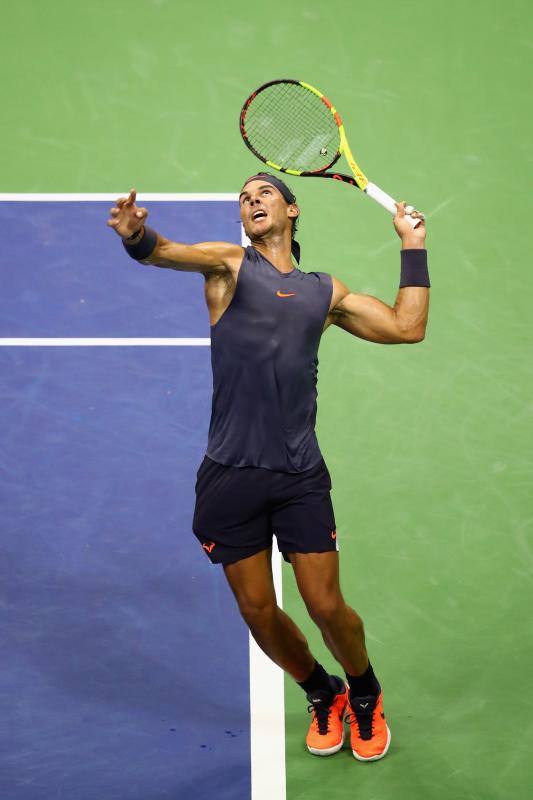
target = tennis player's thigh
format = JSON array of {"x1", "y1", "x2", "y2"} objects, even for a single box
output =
[
  {"x1": 192, "y1": 456, "x2": 272, "y2": 565},
  {"x1": 270, "y1": 457, "x2": 337, "y2": 562}
]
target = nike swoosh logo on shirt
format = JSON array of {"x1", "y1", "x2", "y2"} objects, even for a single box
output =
[{"x1": 276, "y1": 291, "x2": 296, "y2": 297}]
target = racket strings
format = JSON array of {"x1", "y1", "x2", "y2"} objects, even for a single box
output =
[{"x1": 243, "y1": 82, "x2": 340, "y2": 173}]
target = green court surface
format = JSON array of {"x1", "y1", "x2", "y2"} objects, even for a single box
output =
[{"x1": 3, "y1": 1, "x2": 532, "y2": 798}]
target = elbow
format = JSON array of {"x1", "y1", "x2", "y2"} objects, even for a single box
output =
[
  {"x1": 394, "y1": 308, "x2": 428, "y2": 344},
  {"x1": 400, "y1": 326, "x2": 426, "y2": 344}
]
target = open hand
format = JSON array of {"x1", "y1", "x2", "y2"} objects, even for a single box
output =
[{"x1": 107, "y1": 189, "x2": 148, "y2": 238}]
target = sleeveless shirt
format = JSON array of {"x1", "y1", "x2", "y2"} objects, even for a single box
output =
[{"x1": 206, "y1": 246, "x2": 333, "y2": 473}]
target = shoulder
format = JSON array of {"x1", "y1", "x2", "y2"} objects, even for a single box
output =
[
  {"x1": 329, "y1": 275, "x2": 350, "y2": 309},
  {"x1": 303, "y1": 269, "x2": 336, "y2": 290},
  {"x1": 198, "y1": 241, "x2": 244, "y2": 265},
  {"x1": 300, "y1": 271, "x2": 348, "y2": 307},
  {"x1": 201, "y1": 242, "x2": 245, "y2": 281},
  {"x1": 322, "y1": 275, "x2": 351, "y2": 331},
  {"x1": 305, "y1": 272, "x2": 347, "y2": 293}
]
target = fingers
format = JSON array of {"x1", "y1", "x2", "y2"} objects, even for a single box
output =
[
  {"x1": 395, "y1": 201, "x2": 406, "y2": 216},
  {"x1": 115, "y1": 188, "x2": 137, "y2": 208},
  {"x1": 109, "y1": 206, "x2": 146, "y2": 218},
  {"x1": 396, "y1": 201, "x2": 425, "y2": 220},
  {"x1": 107, "y1": 189, "x2": 148, "y2": 233}
]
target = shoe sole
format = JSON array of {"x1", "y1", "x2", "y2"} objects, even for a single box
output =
[
  {"x1": 307, "y1": 731, "x2": 345, "y2": 756},
  {"x1": 352, "y1": 725, "x2": 391, "y2": 762}
]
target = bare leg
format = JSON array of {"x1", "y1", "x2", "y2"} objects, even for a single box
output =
[
  {"x1": 223, "y1": 548, "x2": 316, "y2": 682},
  {"x1": 289, "y1": 551, "x2": 369, "y2": 676}
]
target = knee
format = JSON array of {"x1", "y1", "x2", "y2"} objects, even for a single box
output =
[
  {"x1": 237, "y1": 595, "x2": 278, "y2": 629},
  {"x1": 306, "y1": 594, "x2": 345, "y2": 628},
  {"x1": 308, "y1": 597, "x2": 364, "y2": 634}
]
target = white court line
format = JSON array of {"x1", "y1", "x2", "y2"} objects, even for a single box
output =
[
  {"x1": 0, "y1": 338, "x2": 210, "y2": 346},
  {"x1": 0, "y1": 194, "x2": 286, "y2": 800},
  {"x1": 0, "y1": 193, "x2": 239, "y2": 201},
  {"x1": 250, "y1": 544, "x2": 285, "y2": 800}
]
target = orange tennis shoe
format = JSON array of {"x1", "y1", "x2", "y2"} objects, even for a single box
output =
[
  {"x1": 305, "y1": 679, "x2": 348, "y2": 756},
  {"x1": 346, "y1": 692, "x2": 391, "y2": 761}
]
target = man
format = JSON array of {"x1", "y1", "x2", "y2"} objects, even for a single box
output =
[{"x1": 107, "y1": 174, "x2": 429, "y2": 761}]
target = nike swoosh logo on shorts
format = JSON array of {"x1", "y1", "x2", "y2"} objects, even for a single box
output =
[
  {"x1": 276, "y1": 290, "x2": 296, "y2": 297},
  {"x1": 202, "y1": 541, "x2": 216, "y2": 553},
  {"x1": 331, "y1": 530, "x2": 337, "y2": 539}
]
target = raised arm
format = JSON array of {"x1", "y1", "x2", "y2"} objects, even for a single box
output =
[
  {"x1": 107, "y1": 188, "x2": 243, "y2": 275},
  {"x1": 326, "y1": 202, "x2": 430, "y2": 344}
]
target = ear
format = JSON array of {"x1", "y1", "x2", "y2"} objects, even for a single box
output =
[{"x1": 287, "y1": 203, "x2": 300, "y2": 219}]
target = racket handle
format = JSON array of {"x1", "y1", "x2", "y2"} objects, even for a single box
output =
[{"x1": 364, "y1": 181, "x2": 422, "y2": 228}]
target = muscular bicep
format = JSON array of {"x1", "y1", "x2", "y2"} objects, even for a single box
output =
[
  {"x1": 145, "y1": 238, "x2": 244, "y2": 275},
  {"x1": 330, "y1": 291, "x2": 409, "y2": 344}
]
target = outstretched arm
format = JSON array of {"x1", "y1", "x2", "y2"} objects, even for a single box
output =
[
  {"x1": 107, "y1": 189, "x2": 243, "y2": 275},
  {"x1": 327, "y1": 202, "x2": 430, "y2": 344}
]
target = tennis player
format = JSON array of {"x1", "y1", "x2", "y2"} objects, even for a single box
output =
[{"x1": 107, "y1": 175, "x2": 429, "y2": 762}]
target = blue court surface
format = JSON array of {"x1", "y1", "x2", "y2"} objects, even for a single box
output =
[{"x1": 0, "y1": 199, "x2": 261, "y2": 800}]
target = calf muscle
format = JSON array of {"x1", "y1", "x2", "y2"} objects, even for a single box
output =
[{"x1": 223, "y1": 550, "x2": 315, "y2": 681}]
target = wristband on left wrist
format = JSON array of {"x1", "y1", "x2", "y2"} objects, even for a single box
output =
[{"x1": 400, "y1": 248, "x2": 430, "y2": 288}]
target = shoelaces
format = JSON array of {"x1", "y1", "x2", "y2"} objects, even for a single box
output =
[
  {"x1": 345, "y1": 702, "x2": 375, "y2": 740},
  {"x1": 307, "y1": 701, "x2": 332, "y2": 735}
]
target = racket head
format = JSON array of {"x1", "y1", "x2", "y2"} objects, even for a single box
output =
[{"x1": 240, "y1": 79, "x2": 344, "y2": 177}]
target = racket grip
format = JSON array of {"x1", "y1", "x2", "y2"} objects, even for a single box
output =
[{"x1": 364, "y1": 181, "x2": 422, "y2": 228}]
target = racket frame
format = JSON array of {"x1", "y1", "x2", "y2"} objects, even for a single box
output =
[{"x1": 239, "y1": 79, "x2": 422, "y2": 227}]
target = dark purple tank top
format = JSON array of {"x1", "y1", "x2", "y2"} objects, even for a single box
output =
[{"x1": 206, "y1": 246, "x2": 333, "y2": 473}]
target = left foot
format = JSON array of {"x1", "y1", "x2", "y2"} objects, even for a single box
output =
[{"x1": 346, "y1": 692, "x2": 391, "y2": 761}]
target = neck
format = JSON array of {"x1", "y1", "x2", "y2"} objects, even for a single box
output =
[{"x1": 250, "y1": 229, "x2": 294, "y2": 273}]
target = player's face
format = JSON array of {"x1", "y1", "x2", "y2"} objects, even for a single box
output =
[{"x1": 239, "y1": 181, "x2": 295, "y2": 238}]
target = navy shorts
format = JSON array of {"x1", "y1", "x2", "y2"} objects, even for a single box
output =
[{"x1": 192, "y1": 455, "x2": 338, "y2": 566}]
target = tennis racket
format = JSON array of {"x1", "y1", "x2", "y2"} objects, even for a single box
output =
[{"x1": 239, "y1": 79, "x2": 424, "y2": 228}]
